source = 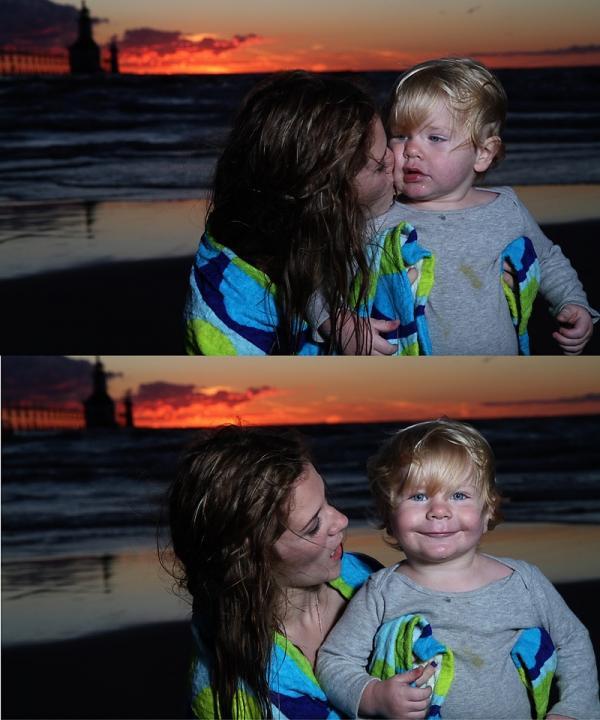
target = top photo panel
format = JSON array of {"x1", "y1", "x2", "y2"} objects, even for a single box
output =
[{"x1": 2, "y1": 1, "x2": 599, "y2": 355}]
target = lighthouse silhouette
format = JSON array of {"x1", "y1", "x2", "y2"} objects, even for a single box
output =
[{"x1": 69, "y1": 2, "x2": 102, "y2": 74}]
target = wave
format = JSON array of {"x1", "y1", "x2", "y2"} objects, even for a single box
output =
[{"x1": 1, "y1": 68, "x2": 599, "y2": 201}]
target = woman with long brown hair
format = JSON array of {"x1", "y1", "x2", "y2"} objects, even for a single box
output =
[
  {"x1": 183, "y1": 70, "x2": 430, "y2": 356},
  {"x1": 167, "y1": 424, "x2": 382, "y2": 718}
]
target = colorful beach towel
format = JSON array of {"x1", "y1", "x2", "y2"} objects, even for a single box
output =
[
  {"x1": 500, "y1": 235, "x2": 540, "y2": 355},
  {"x1": 368, "y1": 614, "x2": 556, "y2": 720},
  {"x1": 189, "y1": 552, "x2": 378, "y2": 719},
  {"x1": 368, "y1": 614, "x2": 454, "y2": 719},
  {"x1": 358, "y1": 223, "x2": 434, "y2": 355},
  {"x1": 511, "y1": 626, "x2": 558, "y2": 719},
  {"x1": 184, "y1": 223, "x2": 433, "y2": 355}
]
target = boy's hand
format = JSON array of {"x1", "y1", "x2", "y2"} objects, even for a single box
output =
[
  {"x1": 359, "y1": 665, "x2": 434, "y2": 719},
  {"x1": 552, "y1": 304, "x2": 594, "y2": 355},
  {"x1": 337, "y1": 312, "x2": 400, "y2": 355},
  {"x1": 502, "y1": 260, "x2": 516, "y2": 289}
]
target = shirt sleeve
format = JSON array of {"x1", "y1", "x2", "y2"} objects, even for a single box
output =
[
  {"x1": 527, "y1": 564, "x2": 600, "y2": 718},
  {"x1": 316, "y1": 574, "x2": 386, "y2": 718},
  {"x1": 514, "y1": 193, "x2": 599, "y2": 321}
]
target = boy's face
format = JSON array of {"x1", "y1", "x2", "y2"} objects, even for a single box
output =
[
  {"x1": 390, "y1": 479, "x2": 490, "y2": 566},
  {"x1": 389, "y1": 100, "x2": 484, "y2": 208}
]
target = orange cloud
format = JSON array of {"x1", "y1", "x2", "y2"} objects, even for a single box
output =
[
  {"x1": 129, "y1": 382, "x2": 282, "y2": 427},
  {"x1": 116, "y1": 29, "x2": 265, "y2": 74}
]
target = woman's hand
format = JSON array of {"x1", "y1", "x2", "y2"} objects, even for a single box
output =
[
  {"x1": 359, "y1": 664, "x2": 435, "y2": 718},
  {"x1": 337, "y1": 313, "x2": 400, "y2": 355}
]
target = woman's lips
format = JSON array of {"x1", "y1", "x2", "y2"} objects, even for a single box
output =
[{"x1": 330, "y1": 543, "x2": 343, "y2": 561}]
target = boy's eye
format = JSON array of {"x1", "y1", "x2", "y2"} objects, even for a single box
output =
[
  {"x1": 389, "y1": 135, "x2": 407, "y2": 144},
  {"x1": 408, "y1": 492, "x2": 427, "y2": 502},
  {"x1": 451, "y1": 491, "x2": 468, "y2": 500},
  {"x1": 428, "y1": 135, "x2": 446, "y2": 143}
]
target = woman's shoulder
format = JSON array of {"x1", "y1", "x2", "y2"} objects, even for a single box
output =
[{"x1": 328, "y1": 551, "x2": 383, "y2": 599}]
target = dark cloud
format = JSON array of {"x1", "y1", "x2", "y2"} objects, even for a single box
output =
[
  {"x1": 483, "y1": 393, "x2": 600, "y2": 407},
  {"x1": 1, "y1": 356, "x2": 120, "y2": 406},
  {"x1": 119, "y1": 27, "x2": 259, "y2": 56},
  {"x1": 472, "y1": 44, "x2": 600, "y2": 58},
  {"x1": 0, "y1": 0, "x2": 107, "y2": 50},
  {"x1": 134, "y1": 382, "x2": 272, "y2": 410}
]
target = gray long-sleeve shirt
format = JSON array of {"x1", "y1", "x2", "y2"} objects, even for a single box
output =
[
  {"x1": 381, "y1": 187, "x2": 598, "y2": 354},
  {"x1": 317, "y1": 556, "x2": 600, "y2": 719}
]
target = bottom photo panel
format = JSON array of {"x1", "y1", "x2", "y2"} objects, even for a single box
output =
[{"x1": 2, "y1": 355, "x2": 600, "y2": 720}]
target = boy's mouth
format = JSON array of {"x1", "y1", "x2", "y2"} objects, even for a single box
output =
[{"x1": 403, "y1": 167, "x2": 427, "y2": 182}]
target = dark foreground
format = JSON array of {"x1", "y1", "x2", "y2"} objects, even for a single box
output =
[
  {"x1": 2, "y1": 580, "x2": 599, "y2": 719},
  {"x1": 1, "y1": 221, "x2": 598, "y2": 354}
]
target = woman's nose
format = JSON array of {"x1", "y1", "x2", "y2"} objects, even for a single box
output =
[
  {"x1": 384, "y1": 146, "x2": 395, "y2": 171},
  {"x1": 330, "y1": 507, "x2": 349, "y2": 534}
]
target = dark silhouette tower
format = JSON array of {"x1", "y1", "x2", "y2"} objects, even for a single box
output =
[
  {"x1": 109, "y1": 36, "x2": 120, "y2": 74},
  {"x1": 84, "y1": 357, "x2": 117, "y2": 429},
  {"x1": 69, "y1": 2, "x2": 101, "y2": 74},
  {"x1": 123, "y1": 391, "x2": 134, "y2": 428}
]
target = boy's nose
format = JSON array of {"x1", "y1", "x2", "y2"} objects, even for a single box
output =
[
  {"x1": 427, "y1": 500, "x2": 451, "y2": 519},
  {"x1": 403, "y1": 138, "x2": 422, "y2": 159}
]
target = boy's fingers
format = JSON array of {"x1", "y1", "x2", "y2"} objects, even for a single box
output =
[{"x1": 416, "y1": 662, "x2": 437, "y2": 685}]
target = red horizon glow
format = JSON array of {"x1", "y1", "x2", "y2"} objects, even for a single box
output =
[
  {"x1": 3, "y1": 44, "x2": 600, "y2": 76},
  {"x1": 88, "y1": 49, "x2": 600, "y2": 75},
  {"x1": 2, "y1": 391, "x2": 600, "y2": 429}
]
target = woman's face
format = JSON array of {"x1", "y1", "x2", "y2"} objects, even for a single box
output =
[
  {"x1": 353, "y1": 116, "x2": 395, "y2": 218},
  {"x1": 273, "y1": 463, "x2": 348, "y2": 588}
]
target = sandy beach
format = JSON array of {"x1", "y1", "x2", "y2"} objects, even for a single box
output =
[
  {"x1": 1, "y1": 185, "x2": 599, "y2": 354},
  {"x1": 2, "y1": 522, "x2": 599, "y2": 719}
]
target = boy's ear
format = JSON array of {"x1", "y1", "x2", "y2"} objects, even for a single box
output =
[{"x1": 474, "y1": 135, "x2": 501, "y2": 173}]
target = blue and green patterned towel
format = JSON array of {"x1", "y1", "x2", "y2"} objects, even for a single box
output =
[
  {"x1": 368, "y1": 614, "x2": 454, "y2": 719},
  {"x1": 368, "y1": 615, "x2": 556, "y2": 719},
  {"x1": 189, "y1": 552, "x2": 379, "y2": 719},
  {"x1": 501, "y1": 235, "x2": 540, "y2": 355},
  {"x1": 184, "y1": 222, "x2": 433, "y2": 355}
]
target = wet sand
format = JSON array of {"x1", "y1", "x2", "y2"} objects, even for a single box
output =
[
  {"x1": 3, "y1": 523, "x2": 599, "y2": 719},
  {"x1": 3, "y1": 582, "x2": 597, "y2": 719},
  {"x1": 1, "y1": 219, "x2": 599, "y2": 354}
]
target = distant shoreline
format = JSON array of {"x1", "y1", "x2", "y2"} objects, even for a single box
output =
[{"x1": 2, "y1": 216, "x2": 598, "y2": 354}]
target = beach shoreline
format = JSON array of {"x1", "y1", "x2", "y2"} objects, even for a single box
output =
[
  {"x1": 3, "y1": 579, "x2": 597, "y2": 720},
  {"x1": 1, "y1": 217, "x2": 599, "y2": 354},
  {"x1": 3, "y1": 522, "x2": 600, "y2": 718}
]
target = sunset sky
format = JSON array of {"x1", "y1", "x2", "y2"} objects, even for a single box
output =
[
  {"x1": 3, "y1": 356, "x2": 599, "y2": 429},
  {"x1": 3, "y1": 0, "x2": 600, "y2": 74}
]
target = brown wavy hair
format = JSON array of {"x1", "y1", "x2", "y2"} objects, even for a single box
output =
[
  {"x1": 208, "y1": 70, "x2": 379, "y2": 353},
  {"x1": 168, "y1": 424, "x2": 312, "y2": 718}
]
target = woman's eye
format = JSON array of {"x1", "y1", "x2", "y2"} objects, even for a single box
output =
[{"x1": 306, "y1": 518, "x2": 321, "y2": 536}]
